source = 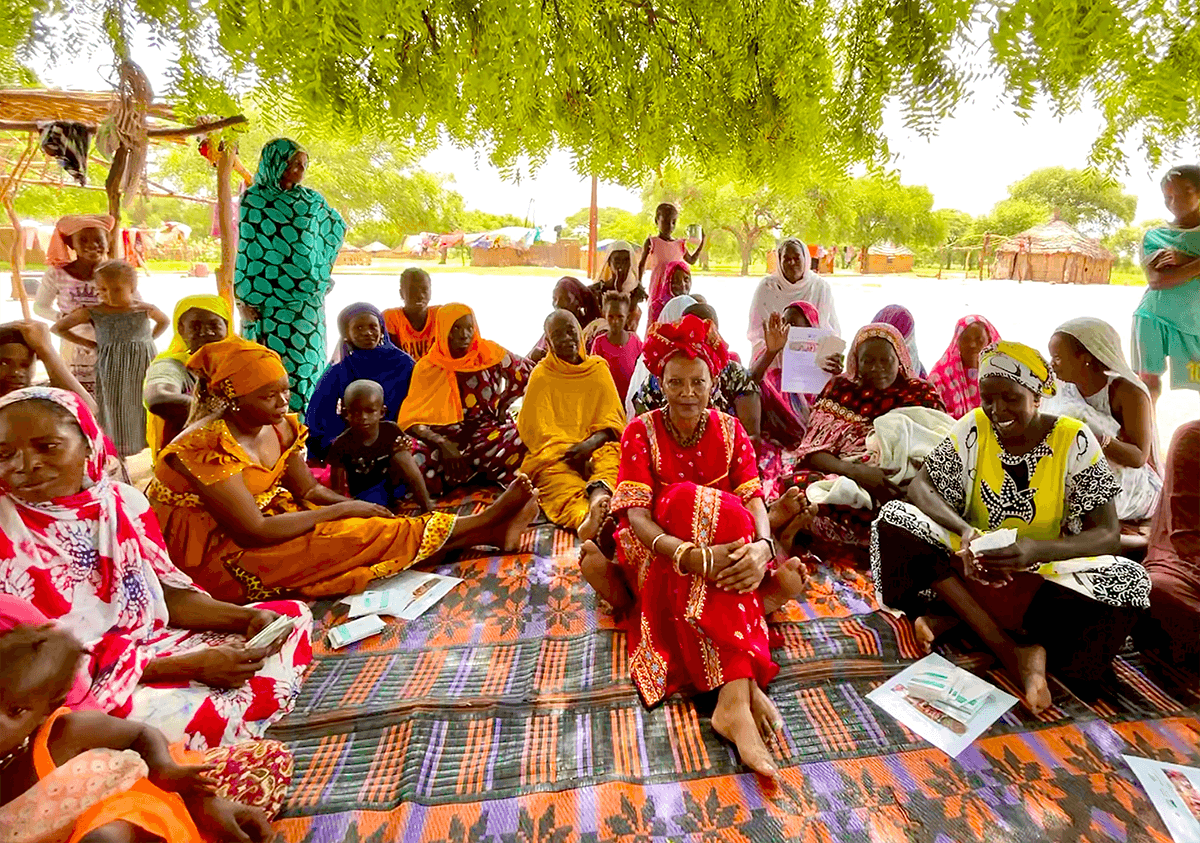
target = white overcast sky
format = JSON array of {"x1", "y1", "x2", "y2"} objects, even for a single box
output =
[{"x1": 28, "y1": 34, "x2": 1199, "y2": 228}]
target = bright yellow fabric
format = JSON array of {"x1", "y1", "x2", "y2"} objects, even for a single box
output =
[
  {"x1": 516, "y1": 346, "x2": 627, "y2": 478},
  {"x1": 146, "y1": 295, "x2": 231, "y2": 458},
  {"x1": 534, "y1": 441, "x2": 621, "y2": 529},
  {"x1": 397, "y1": 303, "x2": 507, "y2": 428},
  {"x1": 966, "y1": 410, "x2": 1088, "y2": 540},
  {"x1": 383, "y1": 304, "x2": 441, "y2": 359}
]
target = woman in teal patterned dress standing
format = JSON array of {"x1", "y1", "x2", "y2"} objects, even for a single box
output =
[{"x1": 235, "y1": 138, "x2": 346, "y2": 411}]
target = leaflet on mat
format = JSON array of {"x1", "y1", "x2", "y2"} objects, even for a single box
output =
[
  {"x1": 781, "y1": 327, "x2": 838, "y2": 395},
  {"x1": 1124, "y1": 755, "x2": 1200, "y2": 842},
  {"x1": 344, "y1": 571, "x2": 463, "y2": 620},
  {"x1": 866, "y1": 653, "x2": 1017, "y2": 758}
]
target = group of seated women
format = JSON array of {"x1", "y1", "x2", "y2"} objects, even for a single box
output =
[{"x1": 0, "y1": 231, "x2": 1195, "y2": 832}]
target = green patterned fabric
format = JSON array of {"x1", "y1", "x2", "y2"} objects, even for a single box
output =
[{"x1": 235, "y1": 138, "x2": 346, "y2": 411}]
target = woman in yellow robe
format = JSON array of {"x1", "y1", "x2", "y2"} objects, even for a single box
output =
[
  {"x1": 517, "y1": 309, "x2": 626, "y2": 539},
  {"x1": 148, "y1": 335, "x2": 538, "y2": 604}
]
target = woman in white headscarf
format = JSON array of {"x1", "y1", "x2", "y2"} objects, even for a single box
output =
[
  {"x1": 624, "y1": 294, "x2": 696, "y2": 418},
  {"x1": 748, "y1": 238, "x2": 841, "y2": 359},
  {"x1": 1045, "y1": 317, "x2": 1162, "y2": 521}
]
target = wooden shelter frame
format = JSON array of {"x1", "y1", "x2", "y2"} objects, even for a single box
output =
[{"x1": 0, "y1": 87, "x2": 246, "y2": 318}]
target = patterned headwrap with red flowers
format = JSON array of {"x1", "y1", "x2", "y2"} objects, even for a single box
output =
[{"x1": 643, "y1": 313, "x2": 730, "y2": 378}]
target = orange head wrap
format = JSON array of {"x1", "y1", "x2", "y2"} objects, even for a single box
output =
[
  {"x1": 643, "y1": 313, "x2": 730, "y2": 378},
  {"x1": 396, "y1": 303, "x2": 507, "y2": 428},
  {"x1": 46, "y1": 214, "x2": 116, "y2": 267},
  {"x1": 186, "y1": 335, "x2": 289, "y2": 399}
]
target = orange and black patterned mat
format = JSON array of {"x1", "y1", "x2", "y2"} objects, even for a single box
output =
[{"x1": 267, "y1": 491, "x2": 1200, "y2": 842}]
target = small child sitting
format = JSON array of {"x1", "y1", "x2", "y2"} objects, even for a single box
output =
[
  {"x1": 590, "y1": 291, "x2": 644, "y2": 402},
  {"x1": 327, "y1": 379, "x2": 435, "y2": 512},
  {"x1": 0, "y1": 622, "x2": 283, "y2": 842}
]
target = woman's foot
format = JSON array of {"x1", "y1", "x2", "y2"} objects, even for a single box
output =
[
  {"x1": 913, "y1": 614, "x2": 959, "y2": 654},
  {"x1": 749, "y1": 683, "x2": 784, "y2": 744},
  {"x1": 1014, "y1": 644, "x2": 1051, "y2": 714},
  {"x1": 761, "y1": 556, "x2": 809, "y2": 614},
  {"x1": 454, "y1": 474, "x2": 539, "y2": 551},
  {"x1": 578, "y1": 492, "x2": 611, "y2": 542},
  {"x1": 778, "y1": 503, "x2": 819, "y2": 553},
  {"x1": 768, "y1": 487, "x2": 804, "y2": 532},
  {"x1": 579, "y1": 539, "x2": 634, "y2": 611},
  {"x1": 712, "y1": 680, "x2": 779, "y2": 779}
]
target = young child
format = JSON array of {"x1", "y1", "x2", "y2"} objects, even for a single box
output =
[
  {"x1": 0, "y1": 623, "x2": 279, "y2": 843},
  {"x1": 637, "y1": 202, "x2": 705, "y2": 325},
  {"x1": 589, "y1": 291, "x2": 644, "y2": 402},
  {"x1": 327, "y1": 379, "x2": 435, "y2": 512},
  {"x1": 1135, "y1": 164, "x2": 1200, "y2": 405},
  {"x1": 52, "y1": 260, "x2": 168, "y2": 456},
  {"x1": 382, "y1": 267, "x2": 440, "y2": 359}
]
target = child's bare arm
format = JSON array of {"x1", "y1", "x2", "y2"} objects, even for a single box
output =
[
  {"x1": 684, "y1": 229, "x2": 706, "y2": 264},
  {"x1": 393, "y1": 437, "x2": 434, "y2": 511},
  {"x1": 52, "y1": 710, "x2": 215, "y2": 795},
  {"x1": 636, "y1": 237, "x2": 652, "y2": 280},
  {"x1": 147, "y1": 305, "x2": 172, "y2": 338},
  {"x1": 51, "y1": 308, "x2": 97, "y2": 348}
]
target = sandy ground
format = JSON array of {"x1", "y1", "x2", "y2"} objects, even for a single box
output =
[{"x1": 6, "y1": 268, "x2": 1194, "y2": 450}]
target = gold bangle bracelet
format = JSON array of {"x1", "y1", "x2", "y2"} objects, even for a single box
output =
[
  {"x1": 673, "y1": 541, "x2": 696, "y2": 575},
  {"x1": 651, "y1": 533, "x2": 668, "y2": 556}
]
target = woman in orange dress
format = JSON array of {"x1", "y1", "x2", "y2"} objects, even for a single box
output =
[{"x1": 148, "y1": 335, "x2": 538, "y2": 604}]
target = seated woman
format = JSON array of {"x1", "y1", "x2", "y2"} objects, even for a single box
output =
[
  {"x1": 149, "y1": 336, "x2": 538, "y2": 604},
  {"x1": 776, "y1": 323, "x2": 946, "y2": 551},
  {"x1": 928, "y1": 315, "x2": 1000, "y2": 418},
  {"x1": 1135, "y1": 421, "x2": 1200, "y2": 670},
  {"x1": 1045, "y1": 317, "x2": 1161, "y2": 522},
  {"x1": 871, "y1": 342, "x2": 1151, "y2": 712},
  {"x1": 0, "y1": 622, "x2": 291, "y2": 843},
  {"x1": 625, "y1": 294, "x2": 695, "y2": 417},
  {"x1": 399, "y1": 303, "x2": 532, "y2": 496},
  {"x1": 529, "y1": 277, "x2": 602, "y2": 362},
  {"x1": 143, "y1": 295, "x2": 231, "y2": 459},
  {"x1": 517, "y1": 310, "x2": 625, "y2": 540},
  {"x1": 872, "y1": 304, "x2": 926, "y2": 378},
  {"x1": 580, "y1": 315, "x2": 806, "y2": 779},
  {"x1": 748, "y1": 238, "x2": 841, "y2": 360},
  {"x1": 0, "y1": 319, "x2": 96, "y2": 412},
  {"x1": 646, "y1": 261, "x2": 694, "y2": 332},
  {"x1": 0, "y1": 386, "x2": 311, "y2": 749},
  {"x1": 305, "y1": 302, "x2": 415, "y2": 463},
  {"x1": 591, "y1": 242, "x2": 647, "y2": 336}
]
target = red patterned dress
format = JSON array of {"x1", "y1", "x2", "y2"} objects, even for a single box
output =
[{"x1": 610, "y1": 407, "x2": 778, "y2": 706}]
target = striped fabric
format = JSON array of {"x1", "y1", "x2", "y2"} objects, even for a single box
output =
[
  {"x1": 268, "y1": 488, "x2": 1200, "y2": 843},
  {"x1": 92, "y1": 308, "x2": 156, "y2": 456}
]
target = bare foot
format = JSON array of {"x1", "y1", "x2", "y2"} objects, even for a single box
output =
[
  {"x1": 579, "y1": 539, "x2": 634, "y2": 611},
  {"x1": 769, "y1": 487, "x2": 804, "y2": 532},
  {"x1": 1015, "y1": 644, "x2": 1051, "y2": 714},
  {"x1": 778, "y1": 503, "x2": 819, "y2": 552},
  {"x1": 578, "y1": 492, "x2": 610, "y2": 542},
  {"x1": 711, "y1": 680, "x2": 779, "y2": 779},
  {"x1": 761, "y1": 556, "x2": 809, "y2": 614},
  {"x1": 749, "y1": 684, "x2": 784, "y2": 745},
  {"x1": 913, "y1": 614, "x2": 959, "y2": 654},
  {"x1": 503, "y1": 493, "x2": 540, "y2": 552}
]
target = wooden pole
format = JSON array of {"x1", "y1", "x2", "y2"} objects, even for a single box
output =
[
  {"x1": 3, "y1": 197, "x2": 30, "y2": 318},
  {"x1": 587, "y1": 175, "x2": 598, "y2": 276},
  {"x1": 215, "y1": 145, "x2": 237, "y2": 321},
  {"x1": 980, "y1": 232, "x2": 990, "y2": 281},
  {"x1": 104, "y1": 145, "x2": 127, "y2": 259}
]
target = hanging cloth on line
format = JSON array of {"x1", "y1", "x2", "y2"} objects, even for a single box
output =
[{"x1": 38, "y1": 121, "x2": 94, "y2": 186}]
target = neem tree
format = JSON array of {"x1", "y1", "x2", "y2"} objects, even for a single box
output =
[{"x1": 8, "y1": 0, "x2": 1200, "y2": 182}]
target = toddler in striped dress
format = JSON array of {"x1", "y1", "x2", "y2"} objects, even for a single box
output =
[{"x1": 53, "y1": 261, "x2": 168, "y2": 455}]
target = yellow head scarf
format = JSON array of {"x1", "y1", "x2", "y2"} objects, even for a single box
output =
[
  {"x1": 516, "y1": 338, "x2": 627, "y2": 476},
  {"x1": 979, "y1": 340, "x2": 1056, "y2": 397},
  {"x1": 396, "y1": 303, "x2": 508, "y2": 429},
  {"x1": 146, "y1": 295, "x2": 232, "y2": 457}
]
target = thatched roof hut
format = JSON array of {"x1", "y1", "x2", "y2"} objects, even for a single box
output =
[{"x1": 992, "y1": 218, "x2": 1113, "y2": 285}]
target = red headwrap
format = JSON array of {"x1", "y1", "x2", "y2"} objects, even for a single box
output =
[{"x1": 643, "y1": 314, "x2": 730, "y2": 378}]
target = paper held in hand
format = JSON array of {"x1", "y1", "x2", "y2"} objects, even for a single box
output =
[
  {"x1": 343, "y1": 571, "x2": 464, "y2": 621},
  {"x1": 866, "y1": 653, "x2": 1017, "y2": 757},
  {"x1": 781, "y1": 327, "x2": 843, "y2": 395}
]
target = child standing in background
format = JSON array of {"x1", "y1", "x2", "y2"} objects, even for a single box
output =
[
  {"x1": 1135, "y1": 165, "x2": 1200, "y2": 405},
  {"x1": 383, "y1": 267, "x2": 440, "y2": 359},
  {"x1": 328, "y1": 379, "x2": 435, "y2": 512},
  {"x1": 590, "y1": 291, "x2": 643, "y2": 402},
  {"x1": 638, "y1": 202, "x2": 705, "y2": 326},
  {"x1": 53, "y1": 260, "x2": 168, "y2": 455}
]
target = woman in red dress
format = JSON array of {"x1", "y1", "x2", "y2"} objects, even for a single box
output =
[{"x1": 581, "y1": 314, "x2": 806, "y2": 779}]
